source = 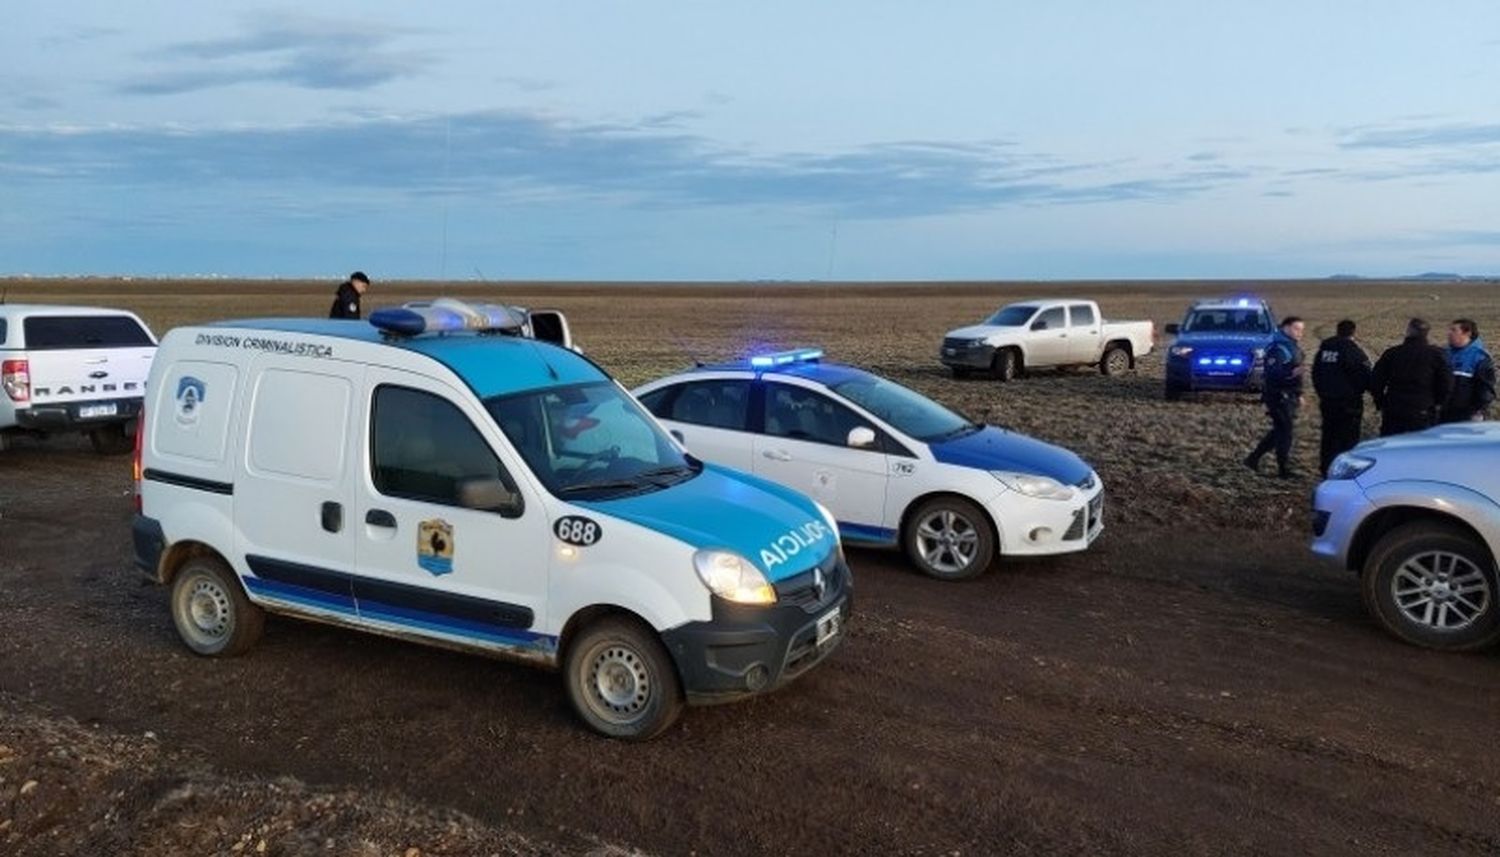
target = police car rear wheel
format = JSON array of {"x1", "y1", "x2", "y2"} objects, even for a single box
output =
[
  {"x1": 566, "y1": 619, "x2": 683, "y2": 740},
  {"x1": 170, "y1": 557, "x2": 264, "y2": 657},
  {"x1": 906, "y1": 498, "x2": 995, "y2": 581},
  {"x1": 1362, "y1": 523, "x2": 1500, "y2": 651}
]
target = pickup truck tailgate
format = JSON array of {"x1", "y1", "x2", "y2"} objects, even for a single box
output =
[{"x1": 23, "y1": 315, "x2": 156, "y2": 407}]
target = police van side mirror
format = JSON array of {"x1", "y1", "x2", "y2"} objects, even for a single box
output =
[
  {"x1": 458, "y1": 477, "x2": 524, "y2": 517},
  {"x1": 1164, "y1": 323, "x2": 1181, "y2": 336},
  {"x1": 847, "y1": 426, "x2": 877, "y2": 449}
]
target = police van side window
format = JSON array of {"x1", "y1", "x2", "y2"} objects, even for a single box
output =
[
  {"x1": 665, "y1": 380, "x2": 750, "y2": 431},
  {"x1": 764, "y1": 383, "x2": 871, "y2": 449},
  {"x1": 371, "y1": 386, "x2": 521, "y2": 516}
]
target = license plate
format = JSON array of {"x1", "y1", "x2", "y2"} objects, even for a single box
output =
[
  {"x1": 78, "y1": 403, "x2": 117, "y2": 419},
  {"x1": 815, "y1": 608, "x2": 841, "y2": 647}
]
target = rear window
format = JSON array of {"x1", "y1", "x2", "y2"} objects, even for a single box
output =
[{"x1": 23, "y1": 315, "x2": 153, "y2": 350}]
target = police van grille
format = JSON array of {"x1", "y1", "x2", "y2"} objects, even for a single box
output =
[{"x1": 774, "y1": 553, "x2": 841, "y2": 612}]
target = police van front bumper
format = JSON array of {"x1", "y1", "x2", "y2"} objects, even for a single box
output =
[
  {"x1": 662, "y1": 553, "x2": 852, "y2": 704},
  {"x1": 14, "y1": 396, "x2": 143, "y2": 432}
]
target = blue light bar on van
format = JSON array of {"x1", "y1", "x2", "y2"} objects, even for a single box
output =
[
  {"x1": 369, "y1": 298, "x2": 523, "y2": 336},
  {"x1": 749, "y1": 348, "x2": 824, "y2": 368}
]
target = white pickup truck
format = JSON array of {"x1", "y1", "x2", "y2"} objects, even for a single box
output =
[
  {"x1": 0, "y1": 305, "x2": 157, "y2": 453},
  {"x1": 940, "y1": 299, "x2": 1155, "y2": 381}
]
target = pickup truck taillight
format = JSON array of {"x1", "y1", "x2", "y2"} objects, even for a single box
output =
[
  {"x1": 1, "y1": 359, "x2": 29, "y2": 402},
  {"x1": 132, "y1": 407, "x2": 145, "y2": 512}
]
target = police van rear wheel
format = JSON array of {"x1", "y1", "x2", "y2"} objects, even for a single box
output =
[
  {"x1": 1362, "y1": 523, "x2": 1500, "y2": 651},
  {"x1": 565, "y1": 618, "x2": 683, "y2": 740},
  {"x1": 170, "y1": 556, "x2": 264, "y2": 657},
  {"x1": 905, "y1": 497, "x2": 996, "y2": 581}
]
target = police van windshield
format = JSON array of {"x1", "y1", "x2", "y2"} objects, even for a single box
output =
[
  {"x1": 486, "y1": 382, "x2": 698, "y2": 500},
  {"x1": 830, "y1": 375, "x2": 976, "y2": 442},
  {"x1": 984, "y1": 304, "x2": 1038, "y2": 326},
  {"x1": 1182, "y1": 308, "x2": 1272, "y2": 334}
]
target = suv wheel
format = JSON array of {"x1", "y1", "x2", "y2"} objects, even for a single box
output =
[
  {"x1": 565, "y1": 618, "x2": 683, "y2": 740},
  {"x1": 1164, "y1": 381, "x2": 1187, "y2": 401},
  {"x1": 992, "y1": 349, "x2": 1019, "y2": 383},
  {"x1": 171, "y1": 555, "x2": 265, "y2": 656},
  {"x1": 1101, "y1": 345, "x2": 1130, "y2": 376},
  {"x1": 904, "y1": 497, "x2": 996, "y2": 580},
  {"x1": 1361, "y1": 522, "x2": 1500, "y2": 651}
]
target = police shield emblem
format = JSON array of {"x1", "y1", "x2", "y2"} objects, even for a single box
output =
[
  {"x1": 417, "y1": 519, "x2": 454, "y2": 575},
  {"x1": 175, "y1": 376, "x2": 206, "y2": 426}
]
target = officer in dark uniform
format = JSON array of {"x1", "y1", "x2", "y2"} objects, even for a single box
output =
[
  {"x1": 1370, "y1": 318, "x2": 1452, "y2": 436},
  {"x1": 1440, "y1": 318, "x2": 1496, "y2": 423},
  {"x1": 1311, "y1": 319, "x2": 1371, "y2": 474},
  {"x1": 1244, "y1": 316, "x2": 1306, "y2": 478},
  {"x1": 329, "y1": 271, "x2": 370, "y2": 320}
]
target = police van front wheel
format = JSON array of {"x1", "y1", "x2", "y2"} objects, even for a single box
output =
[
  {"x1": 905, "y1": 497, "x2": 996, "y2": 581},
  {"x1": 565, "y1": 618, "x2": 684, "y2": 740},
  {"x1": 170, "y1": 556, "x2": 264, "y2": 657},
  {"x1": 1362, "y1": 523, "x2": 1500, "y2": 651}
]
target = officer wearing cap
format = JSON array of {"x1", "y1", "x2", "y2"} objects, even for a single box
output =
[
  {"x1": 1370, "y1": 318, "x2": 1452, "y2": 436},
  {"x1": 329, "y1": 271, "x2": 370, "y2": 320},
  {"x1": 1244, "y1": 316, "x2": 1306, "y2": 479},
  {"x1": 1440, "y1": 318, "x2": 1495, "y2": 423},
  {"x1": 1311, "y1": 319, "x2": 1371, "y2": 475}
]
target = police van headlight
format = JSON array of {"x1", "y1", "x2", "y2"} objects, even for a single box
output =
[
  {"x1": 1327, "y1": 454, "x2": 1376, "y2": 481},
  {"x1": 993, "y1": 472, "x2": 1076, "y2": 501},
  {"x1": 693, "y1": 550, "x2": 777, "y2": 605},
  {"x1": 1169, "y1": 345, "x2": 1194, "y2": 358}
]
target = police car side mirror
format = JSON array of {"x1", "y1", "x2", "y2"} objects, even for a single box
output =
[
  {"x1": 847, "y1": 426, "x2": 877, "y2": 449},
  {"x1": 1164, "y1": 323, "x2": 1180, "y2": 336},
  {"x1": 458, "y1": 477, "x2": 523, "y2": 517}
]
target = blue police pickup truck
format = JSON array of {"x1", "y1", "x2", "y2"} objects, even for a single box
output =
[{"x1": 1163, "y1": 297, "x2": 1278, "y2": 400}]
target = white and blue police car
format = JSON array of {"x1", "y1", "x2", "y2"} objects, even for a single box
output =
[
  {"x1": 132, "y1": 300, "x2": 850, "y2": 740},
  {"x1": 634, "y1": 349, "x2": 1104, "y2": 580}
]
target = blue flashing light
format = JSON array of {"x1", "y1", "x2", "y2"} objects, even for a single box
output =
[
  {"x1": 370, "y1": 299, "x2": 523, "y2": 337},
  {"x1": 1198, "y1": 357, "x2": 1212, "y2": 366},
  {"x1": 1237, "y1": 298, "x2": 1251, "y2": 308},
  {"x1": 749, "y1": 348, "x2": 824, "y2": 369},
  {"x1": 1230, "y1": 358, "x2": 1244, "y2": 366}
]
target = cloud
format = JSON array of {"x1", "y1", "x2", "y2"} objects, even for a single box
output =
[
  {"x1": 1339, "y1": 121, "x2": 1500, "y2": 150},
  {"x1": 119, "y1": 12, "x2": 432, "y2": 95},
  {"x1": 0, "y1": 110, "x2": 1257, "y2": 219}
]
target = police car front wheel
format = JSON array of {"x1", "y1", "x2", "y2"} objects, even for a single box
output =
[
  {"x1": 565, "y1": 618, "x2": 684, "y2": 740},
  {"x1": 170, "y1": 556, "x2": 264, "y2": 657},
  {"x1": 905, "y1": 497, "x2": 996, "y2": 581}
]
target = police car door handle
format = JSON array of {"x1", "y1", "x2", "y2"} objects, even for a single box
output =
[
  {"x1": 321, "y1": 501, "x2": 343, "y2": 533},
  {"x1": 365, "y1": 509, "x2": 397, "y2": 528},
  {"x1": 762, "y1": 449, "x2": 792, "y2": 462}
]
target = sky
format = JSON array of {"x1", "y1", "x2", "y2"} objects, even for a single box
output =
[{"x1": 3, "y1": 1, "x2": 1499, "y2": 280}]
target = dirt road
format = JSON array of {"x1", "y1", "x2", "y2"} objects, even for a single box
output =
[{"x1": 3, "y1": 435, "x2": 1497, "y2": 856}]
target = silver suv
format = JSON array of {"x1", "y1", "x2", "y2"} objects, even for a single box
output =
[{"x1": 1311, "y1": 423, "x2": 1500, "y2": 650}]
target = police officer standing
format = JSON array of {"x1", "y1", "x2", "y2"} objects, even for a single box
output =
[
  {"x1": 1244, "y1": 316, "x2": 1306, "y2": 479},
  {"x1": 1311, "y1": 319, "x2": 1371, "y2": 474},
  {"x1": 329, "y1": 271, "x2": 370, "y2": 320},
  {"x1": 1370, "y1": 318, "x2": 1451, "y2": 436},
  {"x1": 1440, "y1": 318, "x2": 1496, "y2": 422}
]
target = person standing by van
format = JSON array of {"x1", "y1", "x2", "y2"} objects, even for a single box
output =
[
  {"x1": 1370, "y1": 318, "x2": 1452, "y2": 436},
  {"x1": 1312, "y1": 319, "x2": 1371, "y2": 475},
  {"x1": 1440, "y1": 318, "x2": 1495, "y2": 422},
  {"x1": 329, "y1": 271, "x2": 370, "y2": 320}
]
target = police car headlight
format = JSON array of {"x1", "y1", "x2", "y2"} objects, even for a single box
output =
[
  {"x1": 693, "y1": 550, "x2": 777, "y2": 605},
  {"x1": 992, "y1": 472, "x2": 1076, "y2": 501},
  {"x1": 1169, "y1": 345, "x2": 1194, "y2": 358},
  {"x1": 1327, "y1": 454, "x2": 1375, "y2": 481}
]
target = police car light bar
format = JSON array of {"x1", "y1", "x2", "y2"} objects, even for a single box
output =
[
  {"x1": 749, "y1": 348, "x2": 824, "y2": 368},
  {"x1": 369, "y1": 298, "x2": 524, "y2": 337}
]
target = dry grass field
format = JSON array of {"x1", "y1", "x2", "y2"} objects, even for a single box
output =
[{"x1": 2, "y1": 278, "x2": 1498, "y2": 856}]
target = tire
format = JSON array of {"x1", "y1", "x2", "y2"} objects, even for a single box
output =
[
  {"x1": 1164, "y1": 381, "x2": 1187, "y2": 401},
  {"x1": 950, "y1": 366, "x2": 971, "y2": 379},
  {"x1": 564, "y1": 617, "x2": 684, "y2": 740},
  {"x1": 170, "y1": 555, "x2": 265, "y2": 657},
  {"x1": 89, "y1": 423, "x2": 132, "y2": 455},
  {"x1": 903, "y1": 496, "x2": 997, "y2": 581},
  {"x1": 991, "y1": 349, "x2": 1019, "y2": 383},
  {"x1": 1360, "y1": 522, "x2": 1500, "y2": 651},
  {"x1": 1101, "y1": 345, "x2": 1131, "y2": 376}
]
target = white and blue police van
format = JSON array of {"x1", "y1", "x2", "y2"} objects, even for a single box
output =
[
  {"x1": 633, "y1": 349, "x2": 1103, "y2": 581},
  {"x1": 131, "y1": 300, "x2": 850, "y2": 740}
]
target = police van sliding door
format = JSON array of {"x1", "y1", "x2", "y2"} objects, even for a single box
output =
[
  {"x1": 752, "y1": 382, "x2": 889, "y2": 534},
  {"x1": 234, "y1": 357, "x2": 362, "y2": 616},
  {"x1": 354, "y1": 369, "x2": 550, "y2": 652}
]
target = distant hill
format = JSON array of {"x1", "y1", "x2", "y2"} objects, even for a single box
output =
[{"x1": 1327, "y1": 272, "x2": 1496, "y2": 282}]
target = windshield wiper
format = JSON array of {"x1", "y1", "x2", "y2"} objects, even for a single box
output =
[
  {"x1": 557, "y1": 479, "x2": 654, "y2": 497},
  {"x1": 929, "y1": 422, "x2": 983, "y2": 442}
]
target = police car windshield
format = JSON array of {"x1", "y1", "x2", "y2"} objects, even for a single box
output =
[
  {"x1": 829, "y1": 375, "x2": 975, "y2": 442},
  {"x1": 1182, "y1": 308, "x2": 1273, "y2": 334},
  {"x1": 985, "y1": 305, "x2": 1038, "y2": 326},
  {"x1": 486, "y1": 382, "x2": 697, "y2": 500}
]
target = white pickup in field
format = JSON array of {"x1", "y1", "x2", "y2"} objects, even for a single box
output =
[{"x1": 940, "y1": 299, "x2": 1155, "y2": 382}]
